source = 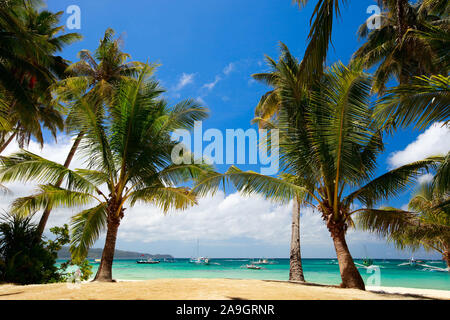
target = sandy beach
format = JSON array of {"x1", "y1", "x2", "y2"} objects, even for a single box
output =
[{"x1": 0, "y1": 279, "x2": 448, "y2": 300}]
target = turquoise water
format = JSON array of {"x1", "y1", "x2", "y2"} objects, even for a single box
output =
[{"x1": 59, "y1": 258, "x2": 450, "y2": 290}]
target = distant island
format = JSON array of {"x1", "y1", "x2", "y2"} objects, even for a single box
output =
[{"x1": 57, "y1": 247, "x2": 173, "y2": 260}]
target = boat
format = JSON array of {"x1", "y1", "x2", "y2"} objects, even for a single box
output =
[
  {"x1": 189, "y1": 240, "x2": 211, "y2": 265},
  {"x1": 398, "y1": 257, "x2": 418, "y2": 267},
  {"x1": 163, "y1": 258, "x2": 176, "y2": 263},
  {"x1": 92, "y1": 258, "x2": 101, "y2": 264},
  {"x1": 189, "y1": 257, "x2": 210, "y2": 265},
  {"x1": 362, "y1": 257, "x2": 373, "y2": 267},
  {"x1": 361, "y1": 246, "x2": 373, "y2": 267},
  {"x1": 243, "y1": 264, "x2": 263, "y2": 270},
  {"x1": 136, "y1": 257, "x2": 160, "y2": 264},
  {"x1": 251, "y1": 258, "x2": 274, "y2": 265}
]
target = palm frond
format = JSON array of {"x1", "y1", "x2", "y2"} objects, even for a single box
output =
[{"x1": 70, "y1": 203, "x2": 108, "y2": 261}]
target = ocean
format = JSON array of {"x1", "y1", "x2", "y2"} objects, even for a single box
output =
[{"x1": 59, "y1": 258, "x2": 450, "y2": 290}]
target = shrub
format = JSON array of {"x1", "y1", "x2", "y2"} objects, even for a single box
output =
[{"x1": 0, "y1": 213, "x2": 92, "y2": 284}]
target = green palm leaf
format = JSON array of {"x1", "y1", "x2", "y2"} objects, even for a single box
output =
[{"x1": 70, "y1": 203, "x2": 108, "y2": 261}]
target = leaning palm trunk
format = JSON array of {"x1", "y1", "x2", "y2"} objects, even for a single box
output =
[
  {"x1": 289, "y1": 196, "x2": 305, "y2": 282},
  {"x1": 94, "y1": 212, "x2": 122, "y2": 282},
  {"x1": 331, "y1": 228, "x2": 365, "y2": 289},
  {"x1": 444, "y1": 247, "x2": 450, "y2": 269},
  {"x1": 36, "y1": 132, "x2": 84, "y2": 237},
  {"x1": 326, "y1": 216, "x2": 365, "y2": 289}
]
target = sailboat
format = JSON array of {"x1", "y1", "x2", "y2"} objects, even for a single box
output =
[{"x1": 189, "y1": 240, "x2": 210, "y2": 265}]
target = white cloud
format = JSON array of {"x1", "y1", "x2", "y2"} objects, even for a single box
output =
[
  {"x1": 201, "y1": 62, "x2": 236, "y2": 92},
  {"x1": 196, "y1": 96, "x2": 207, "y2": 106},
  {"x1": 0, "y1": 137, "x2": 387, "y2": 257},
  {"x1": 202, "y1": 75, "x2": 221, "y2": 90},
  {"x1": 223, "y1": 62, "x2": 235, "y2": 75},
  {"x1": 388, "y1": 122, "x2": 450, "y2": 168},
  {"x1": 174, "y1": 73, "x2": 195, "y2": 91},
  {"x1": 418, "y1": 173, "x2": 434, "y2": 185}
]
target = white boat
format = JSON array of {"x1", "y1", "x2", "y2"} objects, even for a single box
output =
[
  {"x1": 243, "y1": 264, "x2": 263, "y2": 270},
  {"x1": 398, "y1": 257, "x2": 423, "y2": 267},
  {"x1": 251, "y1": 258, "x2": 274, "y2": 265},
  {"x1": 189, "y1": 257, "x2": 210, "y2": 265},
  {"x1": 189, "y1": 240, "x2": 211, "y2": 265},
  {"x1": 136, "y1": 257, "x2": 160, "y2": 264}
]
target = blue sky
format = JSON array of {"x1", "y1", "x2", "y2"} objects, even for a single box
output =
[{"x1": 8, "y1": 0, "x2": 445, "y2": 259}]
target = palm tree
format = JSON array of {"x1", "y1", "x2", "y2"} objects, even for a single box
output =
[
  {"x1": 195, "y1": 61, "x2": 442, "y2": 289},
  {"x1": 374, "y1": 74, "x2": 449, "y2": 131},
  {"x1": 358, "y1": 181, "x2": 450, "y2": 268},
  {"x1": 353, "y1": 0, "x2": 448, "y2": 93},
  {"x1": 293, "y1": 0, "x2": 449, "y2": 80},
  {"x1": 0, "y1": 66, "x2": 210, "y2": 281},
  {"x1": 0, "y1": 0, "x2": 81, "y2": 151},
  {"x1": 251, "y1": 44, "x2": 313, "y2": 282},
  {"x1": 371, "y1": 18, "x2": 449, "y2": 131},
  {"x1": 292, "y1": 0, "x2": 346, "y2": 80},
  {"x1": 282, "y1": 174, "x2": 307, "y2": 282},
  {"x1": 34, "y1": 28, "x2": 144, "y2": 238}
]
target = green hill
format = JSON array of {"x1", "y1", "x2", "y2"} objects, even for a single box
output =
[{"x1": 57, "y1": 247, "x2": 173, "y2": 259}]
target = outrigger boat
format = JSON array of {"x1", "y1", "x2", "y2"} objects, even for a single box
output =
[
  {"x1": 242, "y1": 264, "x2": 264, "y2": 270},
  {"x1": 398, "y1": 257, "x2": 419, "y2": 267},
  {"x1": 398, "y1": 257, "x2": 448, "y2": 272}
]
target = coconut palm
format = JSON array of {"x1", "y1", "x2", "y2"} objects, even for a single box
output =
[
  {"x1": 195, "y1": 61, "x2": 442, "y2": 289},
  {"x1": 0, "y1": 66, "x2": 210, "y2": 281},
  {"x1": 353, "y1": 0, "x2": 448, "y2": 93},
  {"x1": 251, "y1": 44, "x2": 315, "y2": 281},
  {"x1": 34, "y1": 28, "x2": 144, "y2": 238},
  {"x1": 0, "y1": 0, "x2": 81, "y2": 151},
  {"x1": 374, "y1": 74, "x2": 449, "y2": 131},
  {"x1": 371, "y1": 17, "x2": 450, "y2": 131},
  {"x1": 292, "y1": 0, "x2": 345, "y2": 80},
  {"x1": 0, "y1": 5, "x2": 79, "y2": 157},
  {"x1": 358, "y1": 181, "x2": 450, "y2": 268},
  {"x1": 59, "y1": 28, "x2": 144, "y2": 102}
]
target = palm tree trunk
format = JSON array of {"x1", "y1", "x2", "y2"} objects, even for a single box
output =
[
  {"x1": 444, "y1": 248, "x2": 450, "y2": 269},
  {"x1": 36, "y1": 132, "x2": 85, "y2": 237},
  {"x1": 93, "y1": 215, "x2": 121, "y2": 282},
  {"x1": 289, "y1": 196, "x2": 305, "y2": 282},
  {"x1": 0, "y1": 131, "x2": 17, "y2": 154},
  {"x1": 329, "y1": 221, "x2": 365, "y2": 290},
  {"x1": 396, "y1": 0, "x2": 407, "y2": 40}
]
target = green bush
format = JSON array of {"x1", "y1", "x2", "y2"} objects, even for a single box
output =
[{"x1": 0, "y1": 213, "x2": 92, "y2": 284}]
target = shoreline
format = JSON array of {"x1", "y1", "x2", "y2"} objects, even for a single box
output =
[{"x1": 0, "y1": 278, "x2": 448, "y2": 300}]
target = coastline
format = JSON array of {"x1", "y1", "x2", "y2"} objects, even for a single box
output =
[{"x1": 0, "y1": 278, "x2": 448, "y2": 300}]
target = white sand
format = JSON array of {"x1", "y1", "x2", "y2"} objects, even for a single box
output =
[{"x1": 0, "y1": 279, "x2": 448, "y2": 300}]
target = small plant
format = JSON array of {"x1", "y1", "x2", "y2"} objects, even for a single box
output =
[{"x1": 49, "y1": 224, "x2": 93, "y2": 282}]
